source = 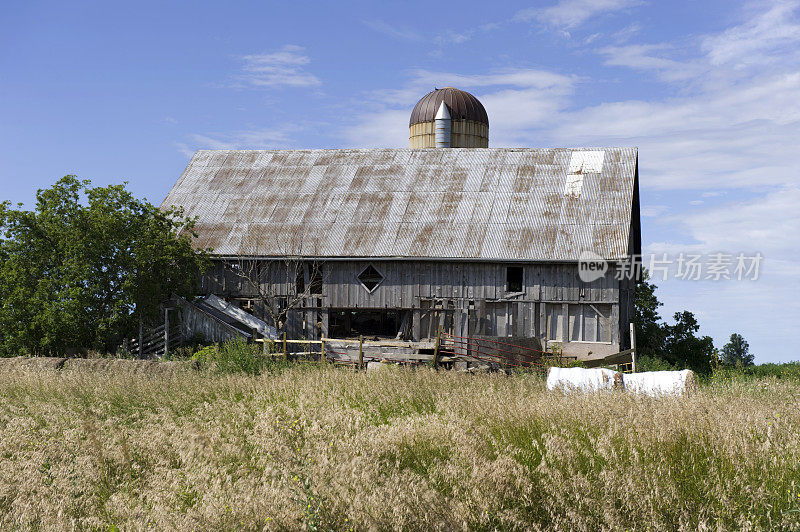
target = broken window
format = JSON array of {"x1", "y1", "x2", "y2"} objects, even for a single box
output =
[
  {"x1": 295, "y1": 266, "x2": 305, "y2": 295},
  {"x1": 506, "y1": 266, "x2": 523, "y2": 293},
  {"x1": 357, "y1": 264, "x2": 384, "y2": 292},
  {"x1": 310, "y1": 264, "x2": 323, "y2": 295}
]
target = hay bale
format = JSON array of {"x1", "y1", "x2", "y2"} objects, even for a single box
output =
[
  {"x1": 623, "y1": 369, "x2": 697, "y2": 397},
  {"x1": 546, "y1": 367, "x2": 624, "y2": 393}
]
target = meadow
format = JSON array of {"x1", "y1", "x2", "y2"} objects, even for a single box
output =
[{"x1": 0, "y1": 360, "x2": 798, "y2": 531}]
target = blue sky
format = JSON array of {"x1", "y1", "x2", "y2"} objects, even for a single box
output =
[{"x1": 2, "y1": 0, "x2": 799, "y2": 362}]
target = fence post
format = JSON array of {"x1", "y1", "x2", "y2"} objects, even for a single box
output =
[
  {"x1": 433, "y1": 325, "x2": 442, "y2": 369},
  {"x1": 629, "y1": 322, "x2": 637, "y2": 373},
  {"x1": 358, "y1": 335, "x2": 364, "y2": 370},
  {"x1": 164, "y1": 308, "x2": 169, "y2": 358},
  {"x1": 138, "y1": 317, "x2": 143, "y2": 359},
  {"x1": 320, "y1": 338, "x2": 326, "y2": 364},
  {"x1": 282, "y1": 332, "x2": 288, "y2": 361}
]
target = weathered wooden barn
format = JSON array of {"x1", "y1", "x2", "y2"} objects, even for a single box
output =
[{"x1": 161, "y1": 88, "x2": 641, "y2": 363}]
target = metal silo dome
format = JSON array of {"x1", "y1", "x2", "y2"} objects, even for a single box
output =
[{"x1": 409, "y1": 87, "x2": 489, "y2": 148}]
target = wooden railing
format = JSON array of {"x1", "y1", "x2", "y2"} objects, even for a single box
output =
[{"x1": 128, "y1": 324, "x2": 183, "y2": 358}]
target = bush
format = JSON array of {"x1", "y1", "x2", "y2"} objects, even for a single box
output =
[
  {"x1": 710, "y1": 361, "x2": 800, "y2": 384},
  {"x1": 637, "y1": 355, "x2": 675, "y2": 372},
  {"x1": 192, "y1": 338, "x2": 270, "y2": 375}
]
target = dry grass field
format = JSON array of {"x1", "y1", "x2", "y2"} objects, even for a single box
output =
[{"x1": 0, "y1": 362, "x2": 798, "y2": 531}]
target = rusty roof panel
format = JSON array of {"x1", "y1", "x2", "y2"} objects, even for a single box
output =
[{"x1": 162, "y1": 147, "x2": 637, "y2": 261}]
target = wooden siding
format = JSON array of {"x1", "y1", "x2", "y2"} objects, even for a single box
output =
[
  {"x1": 200, "y1": 259, "x2": 630, "y2": 358},
  {"x1": 203, "y1": 259, "x2": 622, "y2": 307}
]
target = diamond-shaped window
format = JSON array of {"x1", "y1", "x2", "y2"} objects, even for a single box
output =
[{"x1": 358, "y1": 265, "x2": 384, "y2": 292}]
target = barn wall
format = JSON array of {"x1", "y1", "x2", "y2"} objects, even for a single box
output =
[{"x1": 201, "y1": 259, "x2": 629, "y2": 358}]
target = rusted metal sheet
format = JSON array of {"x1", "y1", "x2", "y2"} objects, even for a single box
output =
[{"x1": 162, "y1": 147, "x2": 638, "y2": 261}]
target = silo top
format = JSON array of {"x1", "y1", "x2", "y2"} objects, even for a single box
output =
[{"x1": 409, "y1": 87, "x2": 488, "y2": 127}]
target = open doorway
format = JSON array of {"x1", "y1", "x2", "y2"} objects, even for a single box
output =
[{"x1": 328, "y1": 309, "x2": 404, "y2": 339}]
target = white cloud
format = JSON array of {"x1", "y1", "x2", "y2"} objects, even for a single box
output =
[
  {"x1": 342, "y1": 109, "x2": 410, "y2": 148},
  {"x1": 702, "y1": 0, "x2": 800, "y2": 67},
  {"x1": 676, "y1": 186, "x2": 800, "y2": 258},
  {"x1": 598, "y1": 44, "x2": 704, "y2": 82},
  {"x1": 236, "y1": 45, "x2": 321, "y2": 88},
  {"x1": 643, "y1": 186, "x2": 800, "y2": 362},
  {"x1": 340, "y1": 69, "x2": 576, "y2": 148},
  {"x1": 641, "y1": 205, "x2": 669, "y2": 218},
  {"x1": 178, "y1": 128, "x2": 299, "y2": 155},
  {"x1": 597, "y1": 1, "x2": 800, "y2": 87},
  {"x1": 516, "y1": 0, "x2": 642, "y2": 30},
  {"x1": 362, "y1": 19, "x2": 423, "y2": 42}
]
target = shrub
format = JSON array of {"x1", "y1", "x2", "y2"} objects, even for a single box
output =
[
  {"x1": 637, "y1": 354, "x2": 675, "y2": 372},
  {"x1": 192, "y1": 338, "x2": 269, "y2": 375}
]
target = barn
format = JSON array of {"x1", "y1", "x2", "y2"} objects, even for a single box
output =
[{"x1": 161, "y1": 88, "x2": 641, "y2": 364}]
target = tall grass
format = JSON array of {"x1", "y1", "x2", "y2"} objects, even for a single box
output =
[{"x1": 0, "y1": 364, "x2": 797, "y2": 530}]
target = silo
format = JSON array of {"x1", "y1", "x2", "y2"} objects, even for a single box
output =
[{"x1": 409, "y1": 87, "x2": 489, "y2": 148}]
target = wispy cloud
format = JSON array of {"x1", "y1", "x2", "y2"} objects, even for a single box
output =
[
  {"x1": 597, "y1": 44, "x2": 704, "y2": 82},
  {"x1": 597, "y1": 1, "x2": 800, "y2": 86},
  {"x1": 702, "y1": 0, "x2": 800, "y2": 66},
  {"x1": 564, "y1": 1, "x2": 800, "y2": 191},
  {"x1": 516, "y1": 0, "x2": 642, "y2": 30},
  {"x1": 235, "y1": 45, "x2": 321, "y2": 89},
  {"x1": 341, "y1": 68, "x2": 576, "y2": 148},
  {"x1": 175, "y1": 127, "x2": 300, "y2": 157},
  {"x1": 362, "y1": 19, "x2": 424, "y2": 42}
]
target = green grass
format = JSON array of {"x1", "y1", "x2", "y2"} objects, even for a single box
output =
[{"x1": 0, "y1": 362, "x2": 798, "y2": 530}]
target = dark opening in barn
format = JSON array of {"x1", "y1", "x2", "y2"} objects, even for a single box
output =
[
  {"x1": 329, "y1": 309, "x2": 402, "y2": 338},
  {"x1": 506, "y1": 266, "x2": 523, "y2": 292}
]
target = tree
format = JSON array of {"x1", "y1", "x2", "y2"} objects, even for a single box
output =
[
  {"x1": 0, "y1": 176, "x2": 209, "y2": 355},
  {"x1": 662, "y1": 311, "x2": 715, "y2": 375},
  {"x1": 633, "y1": 272, "x2": 717, "y2": 374},
  {"x1": 633, "y1": 271, "x2": 666, "y2": 361},
  {"x1": 721, "y1": 333, "x2": 755, "y2": 367},
  {"x1": 223, "y1": 256, "x2": 324, "y2": 333}
]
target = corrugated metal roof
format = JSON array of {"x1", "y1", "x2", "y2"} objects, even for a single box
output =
[{"x1": 162, "y1": 147, "x2": 638, "y2": 261}]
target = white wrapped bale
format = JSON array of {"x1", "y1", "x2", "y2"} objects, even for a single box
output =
[
  {"x1": 622, "y1": 369, "x2": 697, "y2": 397},
  {"x1": 546, "y1": 367, "x2": 624, "y2": 393}
]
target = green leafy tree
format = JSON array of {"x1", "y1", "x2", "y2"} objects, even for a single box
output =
[
  {"x1": 0, "y1": 176, "x2": 209, "y2": 355},
  {"x1": 633, "y1": 271, "x2": 665, "y2": 361},
  {"x1": 721, "y1": 333, "x2": 755, "y2": 367},
  {"x1": 662, "y1": 311, "x2": 715, "y2": 375}
]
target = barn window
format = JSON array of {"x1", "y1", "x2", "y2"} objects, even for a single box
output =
[
  {"x1": 309, "y1": 264, "x2": 323, "y2": 295},
  {"x1": 506, "y1": 266, "x2": 523, "y2": 293},
  {"x1": 569, "y1": 304, "x2": 612, "y2": 343},
  {"x1": 357, "y1": 264, "x2": 384, "y2": 292}
]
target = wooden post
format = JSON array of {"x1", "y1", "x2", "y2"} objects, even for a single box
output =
[
  {"x1": 320, "y1": 338, "x2": 326, "y2": 364},
  {"x1": 630, "y1": 322, "x2": 637, "y2": 373},
  {"x1": 282, "y1": 332, "x2": 288, "y2": 361},
  {"x1": 358, "y1": 335, "x2": 364, "y2": 370},
  {"x1": 433, "y1": 325, "x2": 442, "y2": 369},
  {"x1": 163, "y1": 309, "x2": 169, "y2": 358},
  {"x1": 138, "y1": 317, "x2": 143, "y2": 359}
]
